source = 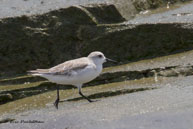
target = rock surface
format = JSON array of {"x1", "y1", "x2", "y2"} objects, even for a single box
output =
[
  {"x1": 0, "y1": 0, "x2": 191, "y2": 19},
  {"x1": 0, "y1": 4, "x2": 125, "y2": 75},
  {"x1": 1, "y1": 1, "x2": 193, "y2": 76},
  {"x1": 1, "y1": 2, "x2": 193, "y2": 76},
  {"x1": 0, "y1": 94, "x2": 13, "y2": 104}
]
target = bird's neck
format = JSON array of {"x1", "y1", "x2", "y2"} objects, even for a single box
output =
[
  {"x1": 91, "y1": 60, "x2": 103, "y2": 72},
  {"x1": 95, "y1": 63, "x2": 103, "y2": 74}
]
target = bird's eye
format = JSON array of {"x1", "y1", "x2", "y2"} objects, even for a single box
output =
[{"x1": 98, "y1": 55, "x2": 102, "y2": 58}]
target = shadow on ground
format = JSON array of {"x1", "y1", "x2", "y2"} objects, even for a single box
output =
[{"x1": 62, "y1": 87, "x2": 156, "y2": 102}]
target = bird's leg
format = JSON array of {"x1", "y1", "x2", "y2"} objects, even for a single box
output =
[
  {"x1": 78, "y1": 86, "x2": 94, "y2": 102},
  {"x1": 54, "y1": 85, "x2": 60, "y2": 109}
]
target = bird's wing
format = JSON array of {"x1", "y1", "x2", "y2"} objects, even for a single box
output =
[
  {"x1": 48, "y1": 57, "x2": 90, "y2": 76},
  {"x1": 28, "y1": 57, "x2": 91, "y2": 76}
]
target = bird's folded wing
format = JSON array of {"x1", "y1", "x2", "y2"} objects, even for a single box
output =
[
  {"x1": 48, "y1": 58, "x2": 89, "y2": 76},
  {"x1": 49, "y1": 62, "x2": 88, "y2": 76},
  {"x1": 28, "y1": 57, "x2": 90, "y2": 76}
]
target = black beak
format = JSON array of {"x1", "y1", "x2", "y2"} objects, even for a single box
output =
[{"x1": 106, "y1": 58, "x2": 118, "y2": 63}]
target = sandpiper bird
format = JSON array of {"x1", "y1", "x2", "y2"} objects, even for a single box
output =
[{"x1": 29, "y1": 51, "x2": 116, "y2": 109}]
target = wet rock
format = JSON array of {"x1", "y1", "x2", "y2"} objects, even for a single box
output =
[
  {"x1": 0, "y1": 4, "x2": 125, "y2": 76},
  {"x1": 80, "y1": 4, "x2": 126, "y2": 24},
  {"x1": 158, "y1": 69, "x2": 179, "y2": 77},
  {"x1": 87, "y1": 65, "x2": 193, "y2": 85},
  {"x1": 0, "y1": 76, "x2": 45, "y2": 85},
  {"x1": 0, "y1": 93, "x2": 13, "y2": 104},
  {"x1": 1, "y1": 21, "x2": 193, "y2": 76},
  {"x1": 1, "y1": 2, "x2": 193, "y2": 76},
  {"x1": 158, "y1": 66, "x2": 193, "y2": 77},
  {"x1": 88, "y1": 71, "x2": 146, "y2": 86},
  {"x1": 81, "y1": 23, "x2": 193, "y2": 64}
]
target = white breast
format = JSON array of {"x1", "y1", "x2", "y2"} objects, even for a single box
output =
[{"x1": 70, "y1": 63, "x2": 103, "y2": 85}]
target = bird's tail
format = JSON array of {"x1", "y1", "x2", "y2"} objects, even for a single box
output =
[{"x1": 27, "y1": 69, "x2": 49, "y2": 76}]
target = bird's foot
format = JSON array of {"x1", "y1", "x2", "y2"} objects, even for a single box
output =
[
  {"x1": 89, "y1": 100, "x2": 99, "y2": 103},
  {"x1": 87, "y1": 98, "x2": 99, "y2": 103}
]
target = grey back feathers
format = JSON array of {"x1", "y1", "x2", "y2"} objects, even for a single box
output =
[{"x1": 28, "y1": 57, "x2": 90, "y2": 77}]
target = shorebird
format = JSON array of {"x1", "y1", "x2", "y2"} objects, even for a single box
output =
[{"x1": 29, "y1": 51, "x2": 116, "y2": 109}]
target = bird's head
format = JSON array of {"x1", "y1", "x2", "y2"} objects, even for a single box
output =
[{"x1": 88, "y1": 51, "x2": 117, "y2": 65}]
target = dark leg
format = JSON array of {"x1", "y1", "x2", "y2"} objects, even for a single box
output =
[
  {"x1": 54, "y1": 85, "x2": 60, "y2": 109},
  {"x1": 78, "y1": 87, "x2": 94, "y2": 102}
]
